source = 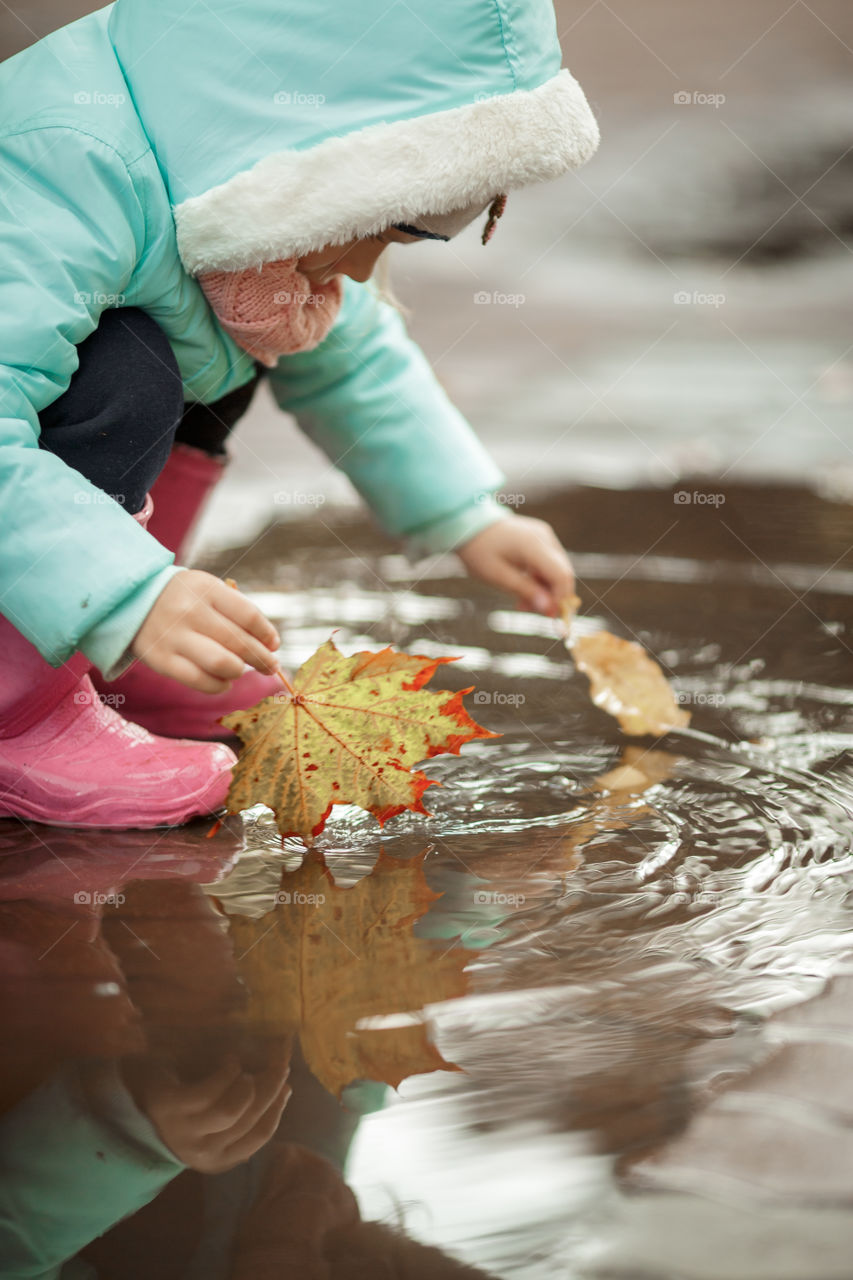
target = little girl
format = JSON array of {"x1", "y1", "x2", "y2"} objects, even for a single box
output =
[{"x1": 0, "y1": 0, "x2": 599, "y2": 829}]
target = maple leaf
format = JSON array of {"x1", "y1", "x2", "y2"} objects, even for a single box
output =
[
  {"x1": 225, "y1": 849, "x2": 470, "y2": 1097},
  {"x1": 221, "y1": 639, "x2": 498, "y2": 841},
  {"x1": 560, "y1": 597, "x2": 690, "y2": 737}
]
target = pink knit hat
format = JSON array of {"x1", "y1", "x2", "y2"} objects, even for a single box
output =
[{"x1": 199, "y1": 258, "x2": 344, "y2": 366}]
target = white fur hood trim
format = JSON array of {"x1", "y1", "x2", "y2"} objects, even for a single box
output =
[{"x1": 174, "y1": 69, "x2": 600, "y2": 274}]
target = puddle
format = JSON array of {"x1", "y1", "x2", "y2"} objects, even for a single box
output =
[{"x1": 1, "y1": 482, "x2": 852, "y2": 1278}]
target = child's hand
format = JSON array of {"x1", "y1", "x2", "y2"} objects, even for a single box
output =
[
  {"x1": 122, "y1": 1051, "x2": 292, "y2": 1174},
  {"x1": 131, "y1": 570, "x2": 280, "y2": 693},
  {"x1": 456, "y1": 516, "x2": 574, "y2": 617}
]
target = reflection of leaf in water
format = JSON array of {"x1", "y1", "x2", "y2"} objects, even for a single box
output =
[
  {"x1": 563, "y1": 746, "x2": 677, "y2": 859},
  {"x1": 593, "y1": 746, "x2": 678, "y2": 795},
  {"x1": 226, "y1": 850, "x2": 469, "y2": 1097}
]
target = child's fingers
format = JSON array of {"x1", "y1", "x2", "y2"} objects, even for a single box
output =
[
  {"x1": 213, "y1": 584, "x2": 280, "y2": 650},
  {"x1": 197, "y1": 1072, "x2": 257, "y2": 1133},
  {"x1": 163, "y1": 653, "x2": 233, "y2": 695},
  {"x1": 486, "y1": 559, "x2": 548, "y2": 612},
  {"x1": 213, "y1": 1059, "x2": 289, "y2": 1141},
  {"x1": 523, "y1": 541, "x2": 574, "y2": 605},
  {"x1": 202, "y1": 612, "x2": 281, "y2": 676},
  {"x1": 220, "y1": 1080, "x2": 292, "y2": 1164},
  {"x1": 182, "y1": 635, "x2": 248, "y2": 684}
]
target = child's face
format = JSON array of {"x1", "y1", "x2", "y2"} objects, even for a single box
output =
[{"x1": 297, "y1": 226, "x2": 422, "y2": 286}]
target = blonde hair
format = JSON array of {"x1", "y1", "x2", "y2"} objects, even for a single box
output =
[{"x1": 372, "y1": 254, "x2": 410, "y2": 319}]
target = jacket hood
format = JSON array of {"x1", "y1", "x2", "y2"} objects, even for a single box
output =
[{"x1": 108, "y1": 0, "x2": 600, "y2": 275}]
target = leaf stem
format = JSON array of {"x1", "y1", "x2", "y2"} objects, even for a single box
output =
[{"x1": 276, "y1": 666, "x2": 296, "y2": 696}]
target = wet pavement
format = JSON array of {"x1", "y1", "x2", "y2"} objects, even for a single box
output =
[{"x1": 3, "y1": 482, "x2": 853, "y2": 1276}]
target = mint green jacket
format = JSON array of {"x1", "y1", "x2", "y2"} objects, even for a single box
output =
[{"x1": 0, "y1": 0, "x2": 598, "y2": 675}]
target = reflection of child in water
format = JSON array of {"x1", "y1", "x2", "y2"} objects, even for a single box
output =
[
  {"x1": 0, "y1": 1055, "x2": 498, "y2": 1279},
  {"x1": 0, "y1": 873, "x2": 497, "y2": 1278}
]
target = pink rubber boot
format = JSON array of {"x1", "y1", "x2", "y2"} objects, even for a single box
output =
[
  {"x1": 0, "y1": 607, "x2": 237, "y2": 831},
  {"x1": 93, "y1": 443, "x2": 282, "y2": 739}
]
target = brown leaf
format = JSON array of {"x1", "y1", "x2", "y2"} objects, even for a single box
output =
[
  {"x1": 560, "y1": 596, "x2": 689, "y2": 736},
  {"x1": 572, "y1": 632, "x2": 690, "y2": 736}
]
